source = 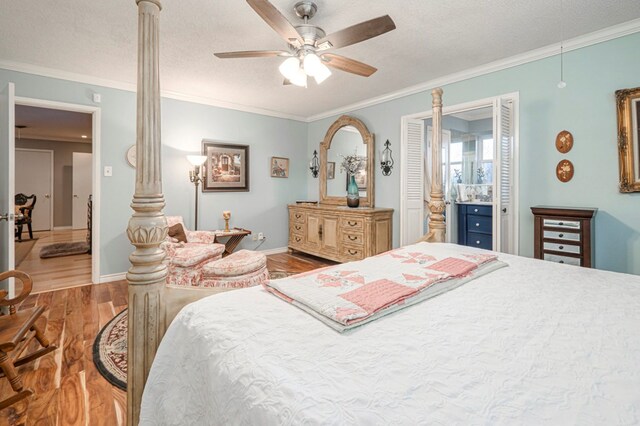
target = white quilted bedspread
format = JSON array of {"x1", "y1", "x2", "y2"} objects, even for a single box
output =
[{"x1": 140, "y1": 244, "x2": 640, "y2": 425}]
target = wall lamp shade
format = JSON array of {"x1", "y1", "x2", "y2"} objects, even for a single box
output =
[
  {"x1": 309, "y1": 150, "x2": 319, "y2": 178},
  {"x1": 380, "y1": 139, "x2": 394, "y2": 176},
  {"x1": 187, "y1": 155, "x2": 207, "y2": 166}
]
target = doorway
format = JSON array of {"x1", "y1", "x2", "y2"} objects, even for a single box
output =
[{"x1": 400, "y1": 94, "x2": 519, "y2": 254}]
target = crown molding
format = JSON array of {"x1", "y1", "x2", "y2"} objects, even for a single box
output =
[
  {"x1": 307, "y1": 18, "x2": 640, "y2": 122},
  {"x1": 1, "y1": 18, "x2": 639, "y2": 124},
  {"x1": 0, "y1": 60, "x2": 308, "y2": 122}
]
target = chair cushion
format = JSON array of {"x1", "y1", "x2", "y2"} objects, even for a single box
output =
[
  {"x1": 170, "y1": 244, "x2": 224, "y2": 268},
  {"x1": 203, "y1": 250, "x2": 267, "y2": 277},
  {"x1": 168, "y1": 223, "x2": 187, "y2": 243}
]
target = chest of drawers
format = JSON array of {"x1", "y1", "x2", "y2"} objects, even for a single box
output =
[
  {"x1": 458, "y1": 203, "x2": 493, "y2": 250},
  {"x1": 531, "y1": 206, "x2": 597, "y2": 268}
]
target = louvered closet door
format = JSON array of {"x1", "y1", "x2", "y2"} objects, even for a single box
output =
[
  {"x1": 401, "y1": 118, "x2": 425, "y2": 246},
  {"x1": 494, "y1": 98, "x2": 514, "y2": 253}
]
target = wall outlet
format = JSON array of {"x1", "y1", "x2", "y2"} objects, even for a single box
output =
[
  {"x1": 252, "y1": 234, "x2": 258, "y2": 241},
  {"x1": 93, "y1": 93, "x2": 101, "y2": 103},
  {"x1": 258, "y1": 232, "x2": 265, "y2": 240},
  {"x1": 104, "y1": 166, "x2": 113, "y2": 177}
]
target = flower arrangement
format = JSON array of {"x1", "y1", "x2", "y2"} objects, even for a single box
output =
[{"x1": 340, "y1": 150, "x2": 365, "y2": 176}]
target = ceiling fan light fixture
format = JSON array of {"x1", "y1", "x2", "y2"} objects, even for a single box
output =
[
  {"x1": 289, "y1": 67, "x2": 308, "y2": 87},
  {"x1": 303, "y1": 52, "x2": 322, "y2": 76},
  {"x1": 313, "y1": 63, "x2": 331, "y2": 84},
  {"x1": 279, "y1": 57, "x2": 301, "y2": 80}
]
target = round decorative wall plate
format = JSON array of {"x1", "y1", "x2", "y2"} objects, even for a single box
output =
[
  {"x1": 556, "y1": 159, "x2": 574, "y2": 182},
  {"x1": 126, "y1": 145, "x2": 136, "y2": 168},
  {"x1": 555, "y1": 130, "x2": 573, "y2": 153}
]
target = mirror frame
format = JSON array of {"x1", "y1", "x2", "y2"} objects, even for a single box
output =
[
  {"x1": 320, "y1": 115, "x2": 375, "y2": 207},
  {"x1": 616, "y1": 86, "x2": 640, "y2": 192}
]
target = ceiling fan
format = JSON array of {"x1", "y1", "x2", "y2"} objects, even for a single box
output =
[{"x1": 214, "y1": 0, "x2": 396, "y2": 87}]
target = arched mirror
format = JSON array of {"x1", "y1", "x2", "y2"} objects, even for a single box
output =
[{"x1": 320, "y1": 115, "x2": 375, "y2": 207}]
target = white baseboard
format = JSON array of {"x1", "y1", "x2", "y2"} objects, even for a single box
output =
[
  {"x1": 259, "y1": 246, "x2": 288, "y2": 255},
  {"x1": 53, "y1": 226, "x2": 72, "y2": 230},
  {"x1": 99, "y1": 272, "x2": 127, "y2": 283}
]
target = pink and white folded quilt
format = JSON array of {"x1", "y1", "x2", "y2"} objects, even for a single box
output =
[{"x1": 264, "y1": 242, "x2": 507, "y2": 331}]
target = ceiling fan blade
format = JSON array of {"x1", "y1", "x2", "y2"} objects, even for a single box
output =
[
  {"x1": 246, "y1": 0, "x2": 304, "y2": 47},
  {"x1": 214, "y1": 50, "x2": 290, "y2": 59},
  {"x1": 316, "y1": 15, "x2": 396, "y2": 51},
  {"x1": 322, "y1": 54, "x2": 377, "y2": 77}
]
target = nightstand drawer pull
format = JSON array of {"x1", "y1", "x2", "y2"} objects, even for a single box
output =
[
  {"x1": 474, "y1": 208, "x2": 478, "y2": 213},
  {"x1": 475, "y1": 223, "x2": 480, "y2": 227},
  {"x1": 476, "y1": 240, "x2": 481, "y2": 245},
  {"x1": 544, "y1": 242, "x2": 580, "y2": 254}
]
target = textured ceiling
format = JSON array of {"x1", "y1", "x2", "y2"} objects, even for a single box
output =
[
  {"x1": 1, "y1": 1, "x2": 640, "y2": 119},
  {"x1": 15, "y1": 105, "x2": 92, "y2": 143}
]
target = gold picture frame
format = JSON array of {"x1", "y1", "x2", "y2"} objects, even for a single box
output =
[{"x1": 616, "y1": 86, "x2": 640, "y2": 192}]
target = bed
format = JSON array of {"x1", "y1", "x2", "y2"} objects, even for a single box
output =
[{"x1": 140, "y1": 243, "x2": 640, "y2": 425}]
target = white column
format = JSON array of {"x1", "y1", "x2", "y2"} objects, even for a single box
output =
[
  {"x1": 127, "y1": 0, "x2": 167, "y2": 424},
  {"x1": 423, "y1": 88, "x2": 446, "y2": 243}
]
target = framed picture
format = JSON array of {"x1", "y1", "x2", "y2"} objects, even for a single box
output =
[
  {"x1": 327, "y1": 162, "x2": 335, "y2": 180},
  {"x1": 345, "y1": 158, "x2": 367, "y2": 190},
  {"x1": 270, "y1": 157, "x2": 289, "y2": 178},
  {"x1": 202, "y1": 141, "x2": 250, "y2": 192}
]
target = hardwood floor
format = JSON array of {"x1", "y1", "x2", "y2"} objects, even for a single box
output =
[
  {"x1": 0, "y1": 252, "x2": 332, "y2": 426},
  {"x1": 16, "y1": 230, "x2": 92, "y2": 294}
]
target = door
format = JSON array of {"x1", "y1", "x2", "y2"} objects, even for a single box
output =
[
  {"x1": 72, "y1": 152, "x2": 92, "y2": 230},
  {"x1": 493, "y1": 98, "x2": 515, "y2": 253},
  {"x1": 400, "y1": 118, "x2": 425, "y2": 245},
  {"x1": 320, "y1": 216, "x2": 339, "y2": 253},
  {"x1": 0, "y1": 83, "x2": 15, "y2": 297},
  {"x1": 15, "y1": 149, "x2": 53, "y2": 231}
]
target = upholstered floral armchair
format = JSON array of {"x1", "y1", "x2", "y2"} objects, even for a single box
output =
[{"x1": 163, "y1": 216, "x2": 225, "y2": 287}]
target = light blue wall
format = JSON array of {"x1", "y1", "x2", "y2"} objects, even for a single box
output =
[
  {"x1": 308, "y1": 32, "x2": 640, "y2": 275},
  {"x1": 1, "y1": 69, "x2": 307, "y2": 277}
]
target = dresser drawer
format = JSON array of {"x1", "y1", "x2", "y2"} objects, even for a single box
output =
[
  {"x1": 543, "y1": 242, "x2": 581, "y2": 254},
  {"x1": 341, "y1": 217, "x2": 364, "y2": 231},
  {"x1": 464, "y1": 204, "x2": 492, "y2": 216},
  {"x1": 465, "y1": 232, "x2": 492, "y2": 250},
  {"x1": 289, "y1": 234, "x2": 304, "y2": 246},
  {"x1": 543, "y1": 219, "x2": 580, "y2": 229},
  {"x1": 543, "y1": 230, "x2": 580, "y2": 242},
  {"x1": 544, "y1": 253, "x2": 581, "y2": 266},
  {"x1": 343, "y1": 232, "x2": 364, "y2": 246},
  {"x1": 342, "y1": 246, "x2": 364, "y2": 260},
  {"x1": 290, "y1": 211, "x2": 306, "y2": 223},
  {"x1": 467, "y1": 215, "x2": 492, "y2": 234},
  {"x1": 291, "y1": 223, "x2": 305, "y2": 234}
]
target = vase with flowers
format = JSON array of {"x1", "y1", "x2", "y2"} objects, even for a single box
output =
[{"x1": 340, "y1": 150, "x2": 365, "y2": 208}]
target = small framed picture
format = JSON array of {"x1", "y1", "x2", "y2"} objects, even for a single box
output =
[
  {"x1": 270, "y1": 157, "x2": 289, "y2": 178},
  {"x1": 327, "y1": 162, "x2": 335, "y2": 180},
  {"x1": 202, "y1": 141, "x2": 250, "y2": 192}
]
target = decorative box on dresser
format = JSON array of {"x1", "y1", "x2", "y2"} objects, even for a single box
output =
[
  {"x1": 531, "y1": 206, "x2": 597, "y2": 268},
  {"x1": 288, "y1": 204, "x2": 393, "y2": 263}
]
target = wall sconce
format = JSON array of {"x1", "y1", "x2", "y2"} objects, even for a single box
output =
[
  {"x1": 187, "y1": 155, "x2": 207, "y2": 230},
  {"x1": 309, "y1": 150, "x2": 319, "y2": 178},
  {"x1": 380, "y1": 139, "x2": 394, "y2": 176}
]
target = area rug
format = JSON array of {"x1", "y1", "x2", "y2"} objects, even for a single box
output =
[
  {"x1": 93, "y1": 270, "x2": 298, "y2": 389},
  {"x1": 93, "y1": 309, "x2": 128, "y2": 390},
  {"x1": 39, "y1": 241, "x2": 90, "y2": 259},
  {"x1": 15, "y1": 238, "x2": 37, "y2": 266}
]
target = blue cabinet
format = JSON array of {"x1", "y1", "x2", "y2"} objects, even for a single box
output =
[{"x1": 458, "y1": 203, "x2": 493, "y2": 250}]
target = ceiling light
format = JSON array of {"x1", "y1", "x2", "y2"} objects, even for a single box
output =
[
  {"x1": 313, "y1": 63, "x2": 331, "y2": 84},
  {"x1": 81, "y1": 135, "x2": 88, "y2": 139},
  {"x1": 289, "y1": 67, "x2": 308, "y2": 87},
  {"x1": 303, "y1": 53, "x2": 322, "y2": 76},
  {"x1": 279, "y1": 57, "x2": 301, "y2": 81}
]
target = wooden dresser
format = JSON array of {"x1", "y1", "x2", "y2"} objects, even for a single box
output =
[
  {"x1": 288, "y1": 204, "x2": 393, "y2": 263},
  {"x1": 531, "y1": 206, "x2": 597, "y2": 268}
]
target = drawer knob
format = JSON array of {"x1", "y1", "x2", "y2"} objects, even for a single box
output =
[
  {"x1": 348, "y1": 249, "x2": 358, "y2": 255},
  {"x1": 559, "y1": 245, "x2": 564, "y2": 250},
  {"x1": 476, "y1": 240, "x2": 480, "y2": 245},
  {"x1": 559, "y1": 222, "x2": 564, "y2": 226},
  {"x1": 295, "y1": 237, "x2": 301, "y2": 242},
  {"x1": 559, "y1": 233, "x2": 564, "y2": 238},
  {"x1": 474, "y1": 208, "x2": 478, "y2": 212},
  {"x1": 559, "y1": 260, "x2": 565, "y2": 264},
  {"x1": 348, "y1": 221, "x2": 357, "y2": 226},
  {"x1": 295, "y1": 214, "x2": 301, "y2": 219},
  {"x1": 475, "y1": 223, "x2": 480, "y2": 227},
  {"x1": 348, "y1": 235, "x2": 357, "y2": 241}
]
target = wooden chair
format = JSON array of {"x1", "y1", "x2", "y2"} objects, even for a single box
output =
[
  {"x1": 0, "y1": 270, "x2": 56, "y2": 409},
  {"x1": 14, "y1": 193, "x2": 37, "y2": 241}
]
